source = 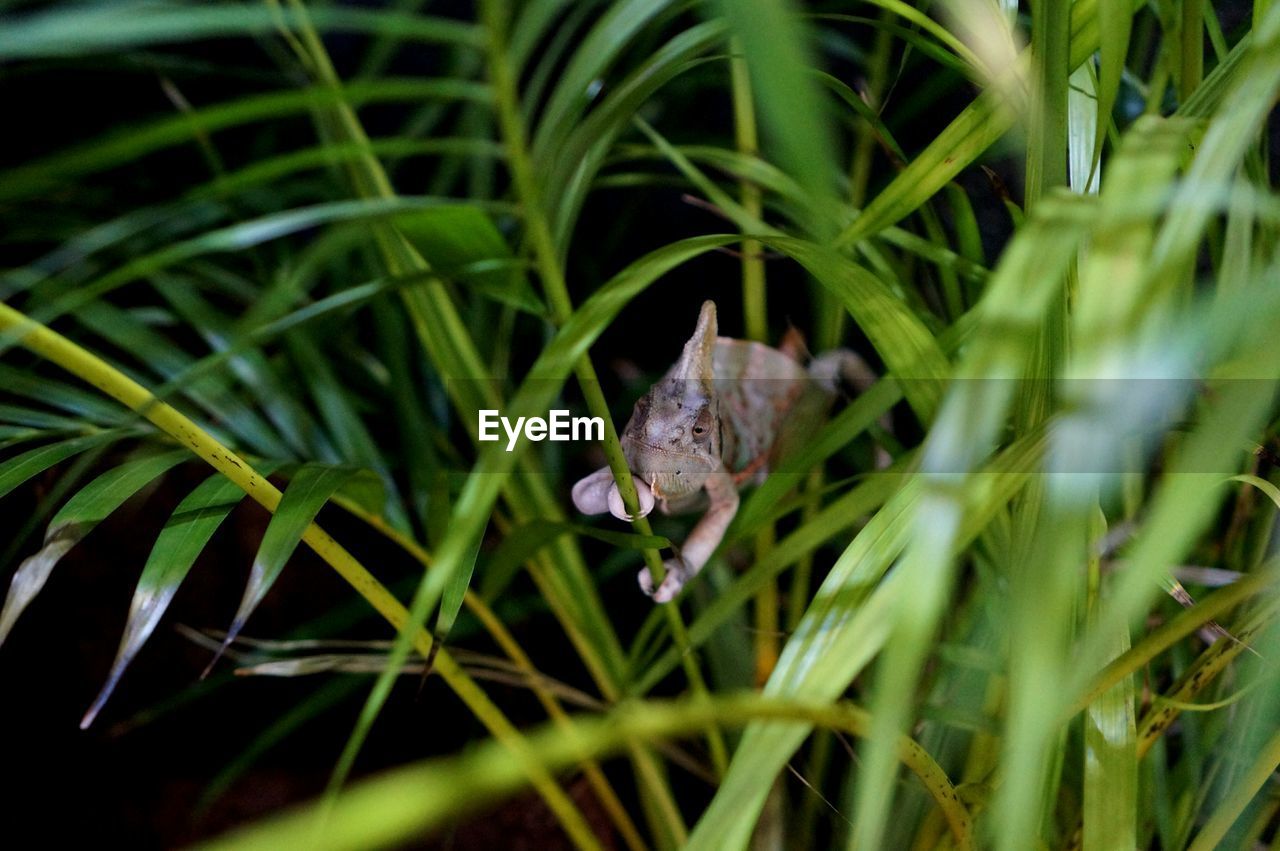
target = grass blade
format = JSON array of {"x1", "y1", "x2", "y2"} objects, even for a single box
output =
[
  {"x1": 0, "y1": 447, "x2": 189, "y2": 646},
  {"x1": 396, "y1": 206, "x2": 543, "y2": 315},
  {"x1": 193, "y1": 694, "x2": 971, "y2": 851},
  {"x1": 714, "y1": 0, "x2": 840, "y2": 237},
  {"x1": 0, "y1": 4, "x2": 480, "y2": 61},
  {"x1": 0, "y1": 431, "x2": 126, "y2": 501},
  {"x1": 212, "y1": 463, "x2": 359, "y2": 666},
  {"x1": 81, "y1": 464, "x2": 283, "y2": 728},
  {"x1": 1186, "y1": 725, "x2": 1280, "y2": 850},
  {"x1": 0, "y1": 79, "x2": 490, "y2": 203}
]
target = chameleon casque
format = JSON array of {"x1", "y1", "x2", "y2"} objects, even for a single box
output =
[{"x1": 572, "y1": 300, "x2": 876, "y2": 602}]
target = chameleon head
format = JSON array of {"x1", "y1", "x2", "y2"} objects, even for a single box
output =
[{"x1": 620, "y1": 300, "x2": 721, "y2": 502}]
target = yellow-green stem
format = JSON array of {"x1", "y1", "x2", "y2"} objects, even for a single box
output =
[
  {"x1": 332, "y1": 497, "x2": 649, "y2": 851},
  {"x1": 0, "y1": 298, "x2": 604, "y2": 851},
  {"x1": 268, "y1": 8, "x2": 625, "y2": 842},
  {"x1": 1068, "y1": 565, "x2": 1280, "y2": 718},
  {"x1": 197, "y1": 694, "x2": 974, "y2": 851},
  {"x1": 729, "y1": 37, "x2": 766, "y2": 344},
  {"x1": 752, "y1": 526, "x2": 779, "y2": 686},
  {"x1": 729, "y1": 32, "x2": 779, "y2": 694},
  {"x1": 478, "y1": 0, "x2": 727, "y2": 791},
  {"x1": 787, "y1": 466, "x2": 825, "y2": 631}
]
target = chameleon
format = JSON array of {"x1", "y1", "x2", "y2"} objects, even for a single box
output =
[{"x1": 572, "y1": 300, "x2": 878, "y2": 602}]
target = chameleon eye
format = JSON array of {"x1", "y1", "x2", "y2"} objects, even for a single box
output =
[{"x1": 692, "y1": 426, "x2": 705, "y2": 435}]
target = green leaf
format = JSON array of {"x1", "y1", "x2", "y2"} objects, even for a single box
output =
[
  {"x1": 0, "y1": 404, "x2": 102, "y2": 432},
  {"x1": 189, "y1": 697, "x2": 973, "y2": 851},
  {"x1": 812, "y1": 11, "x2": 983, "y2": 75},
  {"x1": 369, "y1": 297, "x2": 443, "y2": 534},
  {"x1": 833, "y1": 0, "x2": 1154, "y2": 245},
  {"x1": 193, "y1": 137, "x2": 505, "y2": 201},
  {"x1": 81, "y1": 464, "x2": 283, "y2": 728},
  {"x1": 684, "y1": 427, "x2": 1047, "y2": 848},
  {"x1": 0, "y1": 448, "x2": 189, "y2": 646},
  {"x1": 611, "y1": 138, "x2": 990, "y2": 280},
  {"x1": 759, "y1": 237, "x2": 949, "y2": 423},
  {"x1": 1095, "y1": 0, "x2": 1134, "y2": 170},
  {"x1": 1075, "y1": 116, "x2": 1197, "y2": 332},
  {"x1": 0, "y1": 80, "x2": 491, "y2": 203},
  {"x1": 530, "y1": 0, "x2": 678, "y2": 166},
  {"x1": 396, "y1": 206, "x2": 543, "y2": 314},
  {"x1": 0, "y1": 4, "x2": 481, "y2": 61},
  {"x1": 0, "y1": 364, "x2": 127, "y2": 425},
  {"x1": 212, "y1": 463, "x2": 360, "y2": 663},
  {"x1": 434, "y1": 519, "x2": 485, "y2": 648},
  {"x1": 0, "y1": 431, "x2": 126, "y2": 501},
  {"x1": 480, "y1": 521, "x2": 671, "y2": 602},
  {"x1": 73, "y1": 299, "x2": 291, "y2": 458},
  {"x1": 1083, "y1": 544, "x2": 1138, "y2": 849},
  {"x1": 1147, "y1": 16, "x2": 1280, "y2": 296},
  {"x1": 29, "y1": 198, "x2": 507, "y2": 336},
  {"x1": 284, "y1": 332, "x2": 408, "y2": 529},
  {"x1": 546, "y1": 20, "x2": 727, "y2": 246},
  {"x1": 1068, "y1": 63, "x2": 1101, "y2": 194},
  {"x1": 1024, "y1": 0, "x2": 1071, "y2": 208},
  {"x1": 716, "y1": 0, "x2": 841, "y2": 237},
  {"x1": 334, "y1": 469, "x2": 394, "y2": 520},
  {"x1": 1186, "y1": 729, "x2": 1280, "y2": 850}
]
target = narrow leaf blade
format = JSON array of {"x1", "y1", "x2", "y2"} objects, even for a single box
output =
[{"x1": 0, "y1": 448, "x2": 189, "y2": 646}]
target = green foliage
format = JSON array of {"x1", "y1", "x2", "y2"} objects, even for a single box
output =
[{"x1": 2, "y1": 0, "x2": 1280, "y2": 849}]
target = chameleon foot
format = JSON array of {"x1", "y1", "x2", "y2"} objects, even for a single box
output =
[
  {"x1": 606, "y1": 475, "x2": 655, "y2": 521},
  {"x1": 571, "y1": 468, "x2": 654, "y2": 520},
  {"x1": 639, "y1": 557, "x2": 690, "y2": 603}
]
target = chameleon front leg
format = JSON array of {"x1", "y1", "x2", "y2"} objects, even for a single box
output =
[{"x1": 639, "y1": 466, "x2": 739, "y2": 603}]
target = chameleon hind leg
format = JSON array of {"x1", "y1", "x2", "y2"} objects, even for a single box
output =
[
  {"x1": 808, "y1": 349, "x2": 878, "y2": 394},
  {"x1": 808, "y1": 350, "x2": 893, "y2": 469}
]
